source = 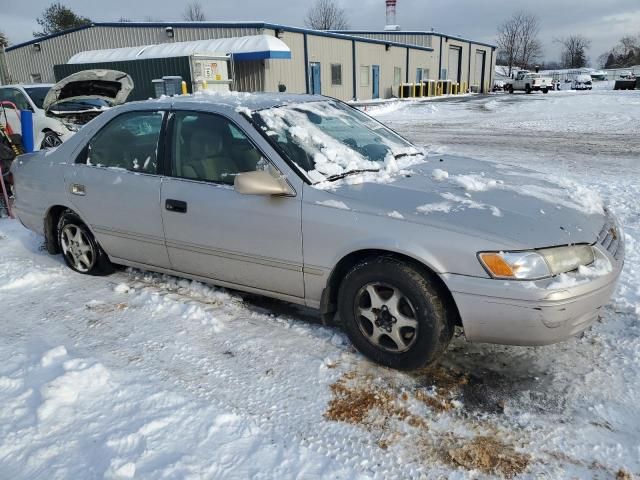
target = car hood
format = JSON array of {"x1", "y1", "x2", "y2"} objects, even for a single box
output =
[
  {"x1": 324, "y1": 155, "x2": 607, "y2": 249},
  {"x1": 43, "y1": 69, "x2": 133, "y2": 113}
]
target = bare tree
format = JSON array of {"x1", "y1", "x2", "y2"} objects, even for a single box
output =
[
  {"x1": 496, "y1": 11, "x2": 542, "y2": 75},
  {"x1": 517, "y1": 12, "x2": 542, "y2": 70},
  {"x1": 496, "y1": 14, "x2": 522, "y2": 76},
  {"x1": 305, "y1": 0, "x2": 349, "y2": 30},
  {"x1": 0, "y1": 31, "x2": 8, "y2": 49},
  {"x1": 556, "y1": 35, "x2": 591, "y2": 68},
  {"x1": 183, "y1": 1, "x2": 206, "y2": 22}
]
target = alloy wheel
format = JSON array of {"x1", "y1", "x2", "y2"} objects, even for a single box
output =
[
  {"x1": 60, "y1": 224, "x2": 95, "y2": 272},
  {"x1": 354, "y1": 282, "x2": 419, "y2": 353}
]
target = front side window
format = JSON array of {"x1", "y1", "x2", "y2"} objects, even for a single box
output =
[
  {"x1": 252, "y1": 100, "x2": 421, "y2": 183},
  {"x1": 85, "y1": 111, "x2": 163, "y2": 173},
  {"x1": 171, "y1": 111, "x2": 267, "y2": 185},
  {"x1": 0, "y1": 88, "x2": 32, "y2": 111}
]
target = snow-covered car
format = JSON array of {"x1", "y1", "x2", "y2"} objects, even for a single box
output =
[
  {"x1": 11, "y1": 93, "x2": 625, "y2": 370},
  {"x1": 0, "y1": 70, "x2": 132, "y2": 150},
  {"x1": 506, "y1": 71, "x2": 552, "y2": 94},
  {"x1": 572, "y1": 74, "x2": 593, "y2": 90}
]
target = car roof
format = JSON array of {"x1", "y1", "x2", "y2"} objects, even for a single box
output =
[{"x1": 148, "y1": 91, "x2": 329, "y2": 112}]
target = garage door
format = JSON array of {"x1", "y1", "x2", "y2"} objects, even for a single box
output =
[
  {"x1": 474, "y1": 50, "x2": 486, "y2": 91},
  {"x1": 448, "y1": 47, "x2": 461, "y2": 82}
]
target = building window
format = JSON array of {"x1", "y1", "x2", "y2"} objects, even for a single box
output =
[
  {"x1": 360, "y1": 66, "x2": 370, "y2": 87},
  {"x1": 416, "y1": 68, "x2": 423, "y2": 83},
  {"x1": 394, "y1": 67, "x2": 402, "y2": 84},
  {"x1": 331, "y1": 64, "x2": 342, "y2": 86},
  {"x1": 30, "y1": 73, "x2": 42, "y2": 83}
]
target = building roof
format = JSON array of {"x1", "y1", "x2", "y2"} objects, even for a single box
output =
[
  {"x1": 329, "y1": 30, "x2": 497, "y2": 49},
  {"x1": 6, "y1": 22, "x2": 436, "y2": 53}
]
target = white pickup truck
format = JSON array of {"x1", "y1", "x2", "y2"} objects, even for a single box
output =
[{"x1": 506, "y1": 71, "x2": 552, "y2": 94}]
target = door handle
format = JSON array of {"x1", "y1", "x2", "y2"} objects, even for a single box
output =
[
  {"x1": 70, "y1": 184, "x2": 86, "y2": 196},
  {"x1": 165, "y1": 199, "x2": 187, "y2": 213}
]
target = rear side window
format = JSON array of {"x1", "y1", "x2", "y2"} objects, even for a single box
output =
[{"x1": 84, "y1": 111, "x2": 163, "y2": 173}]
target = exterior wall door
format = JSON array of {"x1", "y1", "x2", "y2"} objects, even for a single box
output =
[
  {"x1": 475, "y1": 50, "x2": 486, "y2": 92},
  {"x1": 310, "y1": 62, "x2": 321, "y2": 95},
  {"x1": 372, "y1": 65, "x2": 380, "y2": 99},
  {"x1": 448, "y1": 47, "x2": 462, "y2": 83}
]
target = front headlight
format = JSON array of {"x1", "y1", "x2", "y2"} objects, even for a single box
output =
[{"x1": 478, "y1": 245, "x2": 595, "y2": 280}]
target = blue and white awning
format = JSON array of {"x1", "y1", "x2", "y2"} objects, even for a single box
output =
[{"x1": 67, "y1": 35, "x2": 291, "y2": 64}]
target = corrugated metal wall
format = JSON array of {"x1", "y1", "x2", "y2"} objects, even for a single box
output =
[
  {"x1": 262, "y1": 29, "x2": 306, "y2": 94},
  {"x1": 307, "y1": 35, "x2": 353, "y2": 101},
  {"x1": 232, "y1": 60, "x2": 265, "y2": 93},
  {"x1": 348, "y1": 33, "x2": 433, "y2": 48},
  {"x1": 54, "y1": 56, "x2": 193, "y2": 101},
  {"x1": 6, "y1": 25, "x2": 262, "y2": 84}
]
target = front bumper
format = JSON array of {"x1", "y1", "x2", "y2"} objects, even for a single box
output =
[{"x1": 442, "y1": 241, "x2": 624, "y2": 346}]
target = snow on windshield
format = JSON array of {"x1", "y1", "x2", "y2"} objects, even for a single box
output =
[{"x1": 253, "y1": 101, "x2": 425, "y2": 185}]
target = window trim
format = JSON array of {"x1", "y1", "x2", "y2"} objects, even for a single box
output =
[
  {"x1": 165, "y1": 109, "x2": 292, "y2": 193},
  {"x1": 74, "y1": 109, "x2": 167, "y2": 177}
]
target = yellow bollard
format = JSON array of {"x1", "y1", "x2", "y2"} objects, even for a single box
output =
[
  {"x1": 181, "y1": 81, "x2": 188, "y2": 95},
  {"x1": 399, "y1": 84, "x2": 403, "y2": 99}
]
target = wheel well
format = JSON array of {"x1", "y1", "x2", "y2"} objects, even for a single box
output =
[
  {"x1": 43, "y1": 205, "x2": 69, "y2": 254},
  {"x1": 321, "y1": 249, "x2": 462, "y2": 327}
]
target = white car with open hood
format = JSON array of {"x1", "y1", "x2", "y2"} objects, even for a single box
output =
[{"x1": 0, "y1": 70, "x2": 133, "y2": 150}]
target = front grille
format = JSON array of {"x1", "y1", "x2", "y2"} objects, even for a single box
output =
[{"x1": 597, "y1": 220, "x2": 622, "y2": 260}]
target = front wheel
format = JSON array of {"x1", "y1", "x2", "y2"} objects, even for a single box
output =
[
  {"x1": 338, "y1": 258, "x2": 454, "y2": 370},
  {"x1": 57, "y1": 210, "x2": 113, "y2": 275},
  {"x1": 525, "y1": 85, "x2": 532, "y2": 94},
  {"x1": 542, "y1": 88, "x2": 549, "y2": 94},
  {"x1": 40, "y1": 131, "x2": 62, "y2": 149}
]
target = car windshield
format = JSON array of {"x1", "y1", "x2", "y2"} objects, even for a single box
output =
[
  {"x1": 251, "y1": 100, "x2": 420, "y2": 183},
  {"x1": 24, "y1": 86, "x2": 52, "y2": 109}
]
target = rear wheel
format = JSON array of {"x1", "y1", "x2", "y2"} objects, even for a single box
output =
[
  {"x1": 338, "y1": 258, "x2": 454, "y2": 370},
  {"x1": 40, "y1": 131, "x2": 62, "y2": 150},
  {"x1": 57, "y1": 210, "x2": 113, "y2": 275},
  {"x1": 508, "y1": 85, "x2": 514, "y2": 94},
  {"x1": 525, "y1": 84, "x2": 532, "y2": 94},
  {"x1": 543, "y1": 88, "x2": 549, "y2": 94}
]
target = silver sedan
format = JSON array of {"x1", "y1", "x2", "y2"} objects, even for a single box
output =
[{"x1": 11, "y1": 93, "x2": 624, "y2": 370}]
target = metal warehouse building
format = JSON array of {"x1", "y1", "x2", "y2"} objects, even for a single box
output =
[{"x1": 4, "y1": 22, "x2": 496, "y2": 102}]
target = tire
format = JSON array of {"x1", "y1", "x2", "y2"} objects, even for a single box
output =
[
  {"x1": 57, "y1": 210, "x2": 113, "y2": 275},
  {"x1": 525, "y1": 84, "x2": 532, "y2": 94},
  {"x1": 542, "y1": 89, "x2": 549, "y2": 94},
  {"x1": 337, "y1": 257, "x2": 454, "y2": 370},
  {"x1": 508, "y1": 85, "x2": 514, "y2": 94},
  {"x1": 40, "y1": 131, "x2": 63, "y2": 150}
]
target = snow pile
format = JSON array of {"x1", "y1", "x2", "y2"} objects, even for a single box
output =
[
  {"x1": 255, "y1": 100, "x2": 427, "y2": 186},
  {"x1": 387, "y1": 211, "x2": 405, "y2": 219},
  {"x1": 547, "y1": 255, "x2": 613, "y2": 289},
  {"x1": 431, "y1": 168, "x2": 449, "y2": 181},
  {"x1": 417, "y1": 192, "x2": 502, "y2": 217},
  {"x1": 315, "y1": 200, "x2": 350, "y2": 210}
]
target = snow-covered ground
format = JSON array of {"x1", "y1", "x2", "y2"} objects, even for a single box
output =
[{"x1": 1, "y1": 88, "x2": 639, "y2": 479}]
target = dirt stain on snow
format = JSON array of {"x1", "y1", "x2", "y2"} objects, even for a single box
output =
[{"x1": 325, "y1": 366, "x2": 531, "y2": 477}]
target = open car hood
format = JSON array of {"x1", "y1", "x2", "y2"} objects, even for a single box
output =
[{"x1": 43, "y1": 69, "x2": 133, "y2": 113}]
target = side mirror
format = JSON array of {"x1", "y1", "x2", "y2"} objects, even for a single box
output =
[{"x1": 234, "y1": 170, "x2": 294, "y2": 196}]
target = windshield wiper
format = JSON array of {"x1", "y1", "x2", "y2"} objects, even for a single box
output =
[
  {"x1": 325, "y1": 169, "x2": 380, "y2": 182},
  {"x1": 394, "y1": 152, "x2": 423, "y2": 159}
]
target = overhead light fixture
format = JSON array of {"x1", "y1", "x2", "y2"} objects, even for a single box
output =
[
  {"x1": 33, "y1": 43, "x2": 41, "y2": 52},
  {"x1": 275, "y1": 28, "x2": 284, "y2": 39},
  {"x1": 165, "y1": 26, "x2": 174, "y2": 38},
  {"x1": 385, "y1": 43, "x2": 391, "y2": 51}
]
